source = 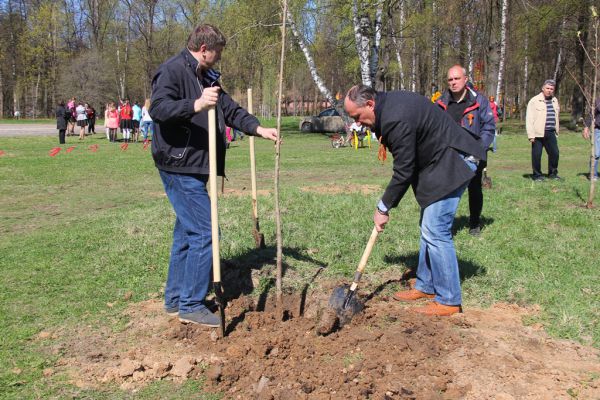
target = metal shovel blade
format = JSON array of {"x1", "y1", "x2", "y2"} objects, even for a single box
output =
[{"x1": 213, "y1": 282, "x2": 226, "y2": 337}]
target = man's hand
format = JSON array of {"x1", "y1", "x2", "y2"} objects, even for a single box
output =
[
  {"x1": 256, "y1": 126, "x2": 278, "y2": 142},
  {"x1": 194, "y1": 87, "x2": 220, "y2": 112},
  {"x1": 529, "y1": 138, "x2": 535, "y2": 143},
  {"x1": 583, "y1": 127, "x2": 590, "y2": 140},
  {"x1": 374, "y1": 209, "x2": 389, "y2": 232}
]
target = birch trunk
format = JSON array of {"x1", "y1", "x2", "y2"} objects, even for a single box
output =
[
  {"x1": 411, "y1": 39, "x2": 417, "y2": 92},
  {"x1": 0, "y1": 69, "x2": 3, "y2": 118},
  {"x1": 352, "y1": 0, "x2": 372, "y2": 86},
  {"x1": 370, "y1": 1, "x2": 383, "y2": 86},
  {"x1": 430, "y1": 0, "x2": 439, "y2": 92},
  {"x1": 286, "y1": 10, "x2": 335, "y2": 106},
  {"x1": 495, "y1": 0, "x2": 508, "y2": 104},
  {"x1": 522, "y1": 29, "x2": 529, "y2": 120},
  {"x1": 33, "y1": 72, "x2": 40, "y2": 119},
  {"x1": 389, "y1": 0, "x2": 404, "y2": 90}
]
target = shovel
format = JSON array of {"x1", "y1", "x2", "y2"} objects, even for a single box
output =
[
  {"x1": 208, "y1": 106, "x2": 226, "y2": 337},
  {"x1": 482, "y1": 167, "x2": 492, "y2": 189},
  {"x1": 317, "y1": 226, "x2": 379, "y2": 335},
  {"x1": 247, "y1": 88, "x2": 265, "y2": 248}
]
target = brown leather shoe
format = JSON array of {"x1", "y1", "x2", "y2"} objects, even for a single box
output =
[
  {"x1": 413, "y1": 301, "x2": 462, "y2": 316},
  {"x1": 392, "y1": 289, "x2": 435, "y2": 302}
]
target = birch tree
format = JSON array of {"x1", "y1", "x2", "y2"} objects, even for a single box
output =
[
  {"x1": 352, "y1": 0, "x2": 372, "y2": 86},
  {"x1": 286, "y1": 9, "x2": 335, "y2": 106},
  {"x1": 495, "y1": 0, "x2": 508, "y2": 105}
]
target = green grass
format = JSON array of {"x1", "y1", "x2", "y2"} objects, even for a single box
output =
[{"x1": 1, "y1": 115, "x2": 599, "y2": 398}]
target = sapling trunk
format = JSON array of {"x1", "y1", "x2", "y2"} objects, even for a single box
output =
[{"x1": 275, "y1": 0, "x2": 288, "y2": 305}]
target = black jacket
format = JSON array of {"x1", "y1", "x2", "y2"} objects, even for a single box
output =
[
  {"x1": 374, "y1": 91, "x2": 485, "y2": 209},
  {"x1": 584, "y1": 98, "x2": 600, "y2": 130},
  {"x1": 150, "y1": 49, "x2": 260, "y2": 175},
  {"x1": 56, "y1": 105, "x2": 68, "y2": 130}
]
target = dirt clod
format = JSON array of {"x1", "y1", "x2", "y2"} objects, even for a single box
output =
[{"x1": 171, "y1": 356, "x2": 195, "y2": 378}]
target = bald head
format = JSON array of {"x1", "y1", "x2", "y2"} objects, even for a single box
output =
[{"x1": 447, "y1": 65, "x2": 468, "y2": 98}]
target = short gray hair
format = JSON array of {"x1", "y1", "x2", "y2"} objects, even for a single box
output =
[
  {"x1": 543, "y1": 79, "x2": 556, "y2": 87},
  {"x1": 346, "y1": 84, "x2": 376, "y2": 107}
]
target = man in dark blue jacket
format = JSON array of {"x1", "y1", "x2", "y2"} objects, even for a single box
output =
[
  {"x1": 344, "y1": 85, "x2": 484, "y2": 316},
  {"x1": 436, "y1": 65, "x2": 495, "y2": 236},
  {"x1": 150, "y1": 24, "x2": 277, "y2": 327}
]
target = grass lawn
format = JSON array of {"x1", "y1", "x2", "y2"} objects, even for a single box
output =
[{"x1": 0, "y1": 115, "x2": 599, "y2": 398}]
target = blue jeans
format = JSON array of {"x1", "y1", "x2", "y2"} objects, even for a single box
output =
[
  {"x1": 414, "y1": 157, "x2": 477, "y2": 306},
  {"x1": 159, "y1": 170, "x2": 212, "y2": 314},
  {"x1": 142, "y1": 121, "x2": 153, "y2": 140},
  {"x1": 590, "y1": 129, "x2": 600, "y2": 178}
]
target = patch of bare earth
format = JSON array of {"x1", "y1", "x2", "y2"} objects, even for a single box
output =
[
  {"x1": 50, "y1": 290, "x2": 600, "y2": 399},
  {"x1": 301, "y1": 184, "x2": 380, "y2": 195}
]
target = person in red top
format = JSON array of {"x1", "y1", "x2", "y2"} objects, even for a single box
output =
[{"x1": 119, "y1": 98, "x2": 133, "y2": 142}]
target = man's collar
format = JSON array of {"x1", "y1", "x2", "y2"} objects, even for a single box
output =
[
  {"x1": 374, "y1": 91, "x2": 386, "y2": 136},
  {"x1": 449, "y1": 89, "x2": 469, "y2": 104},
  {"x1": 183, "y1": 48, "x2": 221, "y2": 85}
]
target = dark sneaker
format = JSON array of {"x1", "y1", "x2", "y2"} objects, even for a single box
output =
[
  {"x1": 179, "y1": 308, "x2": 221, "y2": 328},
  {"x1": 532, "y1": 176, "x2": 545, "y2": 182},
  {"x1": 165, "y1": 305, "x2": 179, "y2": 316},
  {"x1": 548, "y1": 175, "x2": 563, "y2": 181},
  {"x1": 469, "y1": 226, "x2": 481, "y2": 236}
]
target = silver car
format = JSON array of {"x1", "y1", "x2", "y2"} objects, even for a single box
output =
[{"x1": 299, "y1": 107, "x2": 346, "y2": 133}]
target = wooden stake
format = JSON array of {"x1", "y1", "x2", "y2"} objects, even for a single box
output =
[{"x1": 248, "y1": 88, "x2": 265, "y2": 247}]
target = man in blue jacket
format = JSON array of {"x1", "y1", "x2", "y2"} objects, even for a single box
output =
[
  {"x1": 345, "y1": 85, "x2": 484, "y2": 316},
  {"x1": 436, "y1": 65, "x2": 495, "y2": 236},
  {"x1": 150, "y1": 24, "x2": 277, "y2": 327}
]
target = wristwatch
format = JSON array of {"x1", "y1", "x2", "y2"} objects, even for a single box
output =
[{"x1": 376, "y1": 200, "x2": 389, "y2": 216}]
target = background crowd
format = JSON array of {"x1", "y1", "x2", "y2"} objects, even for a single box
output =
[{"x1": 55, "y1": 97, "x2": 154, "y2": 145}]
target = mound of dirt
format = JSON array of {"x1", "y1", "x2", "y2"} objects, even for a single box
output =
[{"x1": 49, "y1": 288, "x2": 600, "y2": 399}]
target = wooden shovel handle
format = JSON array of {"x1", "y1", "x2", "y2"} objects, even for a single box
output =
[
  {"x1": 208, "y1": 106, "x2": 221, "y2": 283},
  {"x1": 356, "y1": 226, "x2": 379, "y2": 275}
]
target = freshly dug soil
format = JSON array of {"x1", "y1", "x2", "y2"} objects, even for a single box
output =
[{"x1": 50, "y1": 287, "x2": 600, "y2": 399}]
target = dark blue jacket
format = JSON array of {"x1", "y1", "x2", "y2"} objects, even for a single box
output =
[
  {"x1": 374, "y1": 91, "x2": 485, "y2": 209},
  {"x1": 436, "y1": 87, "x2": 496, "y2": 155},
  {"x1": 150, "y1": 49, "x2": 260, "y2": 175}
]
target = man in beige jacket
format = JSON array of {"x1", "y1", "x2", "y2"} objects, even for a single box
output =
[{"x1": 526, "y1": 79, "x2": 561, "y2": 181}]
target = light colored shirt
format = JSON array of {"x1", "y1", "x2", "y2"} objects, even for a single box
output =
[
  {"x1": 132, "y1": 104, "x2": 142, "y2": 121},
  {"x1": 141, "y1": 107, "x2": 153, "y2": 122},
  {"x1": 76, "y1": 105, "x2": 87, "y2": 121}
]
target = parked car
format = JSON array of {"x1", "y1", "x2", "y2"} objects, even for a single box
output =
[{"x1": 299, "y1": 107, "x2": 346, "y2": 133}]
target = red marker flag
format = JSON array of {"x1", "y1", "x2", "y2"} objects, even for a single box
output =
[
  {"x1": 0, "y1": 150, "x2": 5, "y2": 157},
  {"x1": 66, "y1": 146, "x2": 76, "y2": 153},
  {"x1": 49, "y1": 147, "x2": 61, "y2": 157},
  {"x1": 142, "y1": 141, "x2": 150, "y2": 151},
  {"x1": 88, "y1": 144, "x2": 99, "y2": 152},
  {"x1": 120, "y1": 143, "x2": 129, "y2": 151}
]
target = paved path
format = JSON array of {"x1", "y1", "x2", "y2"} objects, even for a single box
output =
[{"x1": 0, "y1": 124, "x2": 59, "y2": 137}]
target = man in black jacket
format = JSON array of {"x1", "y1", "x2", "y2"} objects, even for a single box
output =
[
  {"x1": 344, "y1": 85, "x2": 484, "y2": 316},
  {"x1": 150, "y1": 24, "x2": 277, "y2": 327}
]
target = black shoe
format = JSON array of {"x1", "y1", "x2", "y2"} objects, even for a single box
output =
[
  {"x1": 548, "y1": 175, "x2": 563, "y2": 181},
  {"x1": 469, "y1": 226, "x2": 481, "y2": 236},
  {"x1": 532, "y1": 175, "x2": 545, "y2": 182}
]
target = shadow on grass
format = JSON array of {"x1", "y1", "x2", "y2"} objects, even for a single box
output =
[
  {"x1": 221, "y1": 245, "x2": 326, "y2": 334},
  {"x1": 383, "y1": 252, "x2": 486, "y2": 282},
  {"x1": 452, "y1": 215, "x2": 495, "y2": 234}
]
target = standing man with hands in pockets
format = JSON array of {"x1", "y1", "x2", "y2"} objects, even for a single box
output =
[
  {"x1": 526, "y1": 79, "x2": 561, "y2": 181},
  {"x1": 149, "y1": 24, "x2": 278, "y2": 327}
]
